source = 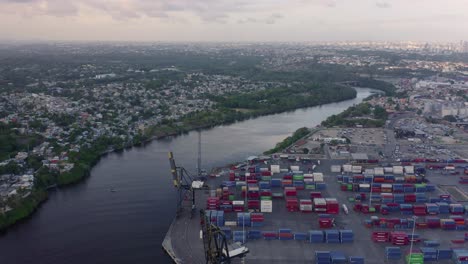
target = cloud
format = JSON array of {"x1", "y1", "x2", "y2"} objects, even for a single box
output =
[
  {"x1": 238, "y1": 13, "x2": 284, "y2": 25},
  {"x1": 376, "y1": 2, "x2": 391, "y2": 8}
]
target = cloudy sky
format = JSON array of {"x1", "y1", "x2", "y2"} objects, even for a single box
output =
[{"x1": 0, "y1": 0, "x2": 467, "y2": 42}]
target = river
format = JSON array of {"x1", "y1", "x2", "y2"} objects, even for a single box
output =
[{"x1": 0, "y1": 88, "x2": 375, "y2": 264}]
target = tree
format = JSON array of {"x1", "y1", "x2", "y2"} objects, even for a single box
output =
[{"x1": 443, "y1": 115, "x2": 457, "y2": 122}]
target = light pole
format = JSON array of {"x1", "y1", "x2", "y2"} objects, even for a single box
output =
[
  {"x1": 368, "y1": 175, "x2": 374, "y2": 208},
  {"x1": 409, "y1": 215, "x2": 417, "y2": 263}
]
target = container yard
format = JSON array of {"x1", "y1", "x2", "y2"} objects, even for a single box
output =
[{"x1": 163, "y1": 156, "x2": 468, "y2": 263}]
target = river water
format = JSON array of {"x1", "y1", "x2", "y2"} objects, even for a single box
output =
[{"x1": 0, "y1": 88, "x2": 375, "y2": 264}]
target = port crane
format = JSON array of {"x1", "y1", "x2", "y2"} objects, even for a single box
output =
[{"x1": 169, "y1": 131, "x2": 248, "y2": 263}]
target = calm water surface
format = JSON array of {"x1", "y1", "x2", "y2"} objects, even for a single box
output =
[{"x1": 0, "y1": 88, "x2": 375, "y2": 264}]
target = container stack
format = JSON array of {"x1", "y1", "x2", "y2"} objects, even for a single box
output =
[
  {"x1": 420, "y1": 247, "x2": 437, "y2": 261},
  {"x1": 339, "y1": 230, "x2": 354, "y2": 243},
  {"x1": 220, "y1": 201, "x2": 233, "y2": 212},
  {"x1": 237, "y1": 213, "x2": 251, "y2": 227},
  {"x1": 440, "y1": 219, "x2": 456, "y2": 230},
  {"x1": 220, "y1": 227, "x2": 231, "y2": 240},
  {"x1": 250, "y1": 213, "x2": 264, "y2": 227},
  {"x1": 413, "y1": 205, "x2": 427, "y2": 216},
  {"x1": 318, "y1": 214, "x2": 334, "y2": 228},
  {"x1": 426, "y1": 217, "x2": 440, "y2": 228},
  {"x1": 315, "y1": 251, "x2": 331, "y2": 264},
  {"x1": 450, "y1": 204, "x2": 465, "y2": 215},
  {"x1": 372, "y1": 231, "x2": 389, "y2": 243},
  {"x1": 262, "y1": 231, "x2": 278, "y2": 240},
  {"x1": 436, "y1": 249, "x2": 452, "y2": 260},
  {"x1": 452, "y1": 249, "x2": 468, "y2": 263},
  {"x1": 206, "y1": 197, "x2": 220, "y2": 210},
  {"x1": 232, "y1": 200, "x2": 244, "y2": 212},
  {"x1": 348, "y1": 256, "x2": 365, "y2": 264},
  {"x1": 271, "y1": 178, "x2": 281, "y2": 188},
  {"x1": 299, "y1": 199, "x2": 313, "y2": 213},
  {"x1": 390, "y1": 231, "x2": 409, "y2": 245},
  {"x1": 415, "y1": 193, "x2": 427, "y2": 203},
  {"x1": 247, "y1": 200, "x2": 260, "y2": 210},
  {"x1": 325, "y1": 198, "x2": 339, "y2": 214},
  {"x1": 406, "y1": 250, "x2": 424, "y2": 264},
  {"x1": 437, "y1": 202, "x2": 450, "y2": 214},
  {"x1": 423, "y1": 240, "x2": 440, "y2": 247},
  {"x1": 286, "y1": 198, "x2": 299, "y2": 212},
  {"x1": 330, "y1": 251, "x2": 347, "y2": 263},
  {"x1": 314, "y1": 198, "x2": 327, "y2": 213},
  {"x1": 425, "y1": 203, "x2": 439, "y2": 215},
  {"x1": 247, "y1": 230, "x2": 262, "y2": 240},
  {"x1": 233, "y1": 231, "x2": 246, "y2": 242},
  {"x1": 325, "y1": 230, "x2": 340, "y2": 243},
  {"x1": 309, "y1": 230, "x2": 325, "y2": 243},
  {"x1": 386, "y1": 247, "x2": 402, "y2": 260},
  {"x1": 216, "y1": 211, "x2": 225, "y2": 227},
  {"x1": 278, "y1": 228, "x2": 293, "y2": 241},
  {"x1": 400, "y1": 204, "x2": 413, "y2": 215},
  {"x1": 293, "y1": 232, "x2": 307, "y2": 241}
]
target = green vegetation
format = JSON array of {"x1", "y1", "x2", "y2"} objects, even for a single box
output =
[
  {"x1": 0, "y1": 189, "x2": 48, "y2": 231},
  {"x1": 0, "y1": 123, "x2": 43, "y2": 161},
  {"x1": 443, "y1": 115, "x2": 457, "y2": 122},
  {"x1": 321, "y1": 103, "x2": 388, "y2": 128},
  {"x1": 211, "y1": 84, "x2": 357, "y2": 114},
  {"x1": 264, "y1": 127, "x2": 310, "y2": 155}
]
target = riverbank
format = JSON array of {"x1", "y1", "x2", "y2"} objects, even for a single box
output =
[{"x1": 0, "y1": 84, "x2": 388, "y2": 233}]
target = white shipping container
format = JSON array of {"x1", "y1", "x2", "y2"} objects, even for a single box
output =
[
  {"x1": 331, "y1": 165, "x2": 341, "y2": 173},
  {"x1": 445, "y1": 165, "x2": 455, "y2": 170},
  {"x1": 374, "y1": 167, "x2": 385, "y2": 176},
  {"x1": 270, "y1": 165, "x2": 281, "y2": 173},
  {"x1": 259, "y1": 168, "x2": 269, "y2": 172},
  {"x1": 300, "y1": 204, "x2": 313, "y2": 211},
  {"x1": 352, "y1": 166, "x2": 362, "y2": 173},
  {"x1": 280, "y1": 169, "x2": 289, "y2": 172},
  {"x1": 260, "y1": 200, "x2": 272, "y2": 213},
  {"x1": 245, "y1": 172, "x2": 250, "y2": 177},
  {"x1": 359, "y1": 183, "x2": 370, "y2": 188},
  {"x1": 313, "y1": 198, "x2": 327, "y2": 206},
  {"x1": 292, "y1": 171, "x2": 303, "y2": 174},
  {"x1": 290, "y1": 165, "x2": 300, "y2": 171},
  {"x1": 225, "y1": 221, "x2": 237, "y2": 226},
  {"x1": 343, "y1": 164, "x2": 353, "y2": 172},
  {"x1": 303, "y1": 173, "x2": 314, "y2": 178},
  {"x1": 233, "y1": 201, "x2": 244, "y2": 205},
  {"x1": 313, "y1": 173, "x2": 324, "y2": 182},
  {"x1": 364, "y1": 168, "x2": 375, "y2": 175},
  {"x1": 404, "y1": 166, "x2": 414, "y2": 174},
  {"x1": 393, "y1": 166, "x2": 403, "y2": 174},
  {"x1": 280, "y1": 154, "x2": 288, "y2": 158},
  {"x1": 384, "y1": 167, "x2": 393, "y2": 173},
  {"x1": 381, "y1": 184, "x2": 393, "y2": 189}
]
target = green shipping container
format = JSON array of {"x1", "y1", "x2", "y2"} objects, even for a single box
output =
[
  {"x1": 260, "y1": 196, "x2": 272, "y2": 200},
  {"x1": 229, "y1": 195, "x2": 235, "y2": 201},
  {"x1": 293, "y1": 175, "x2": 304, "y2": 181},
  {"x1": 261, "y1": 176, "x2": 272, "y2": 181},
  {"x1": 347, "y1": 184, "x2": 353, "y2": 190},
  {"x1": 305, "y1": 184, "x2": 316, "y2": 190}
]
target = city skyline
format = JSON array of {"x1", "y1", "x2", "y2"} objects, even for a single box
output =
[{"x1": 0, "y1": 0, "x2": 467, "y2": 42}]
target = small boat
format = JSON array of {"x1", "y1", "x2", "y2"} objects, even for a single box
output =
[{"x1": 110, "y1": 188, "x2": 117, "y2": 192}]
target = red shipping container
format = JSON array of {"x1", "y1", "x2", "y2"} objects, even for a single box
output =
[
  {"x1": 284, "y1": 187, "x2": 297, "y2": 197},
  {"x1": 325, "y1": 198, "x2": 339, "y2": 214},
  {"x1": 319, "y1": 219, "x2": 333, "y2": 228},
  {"x1": 310, "y1": 192, "x2": 322, "y2": 198},
  {"x1": 261, "y1": 171, "x2": 272, "y2": 176}
]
